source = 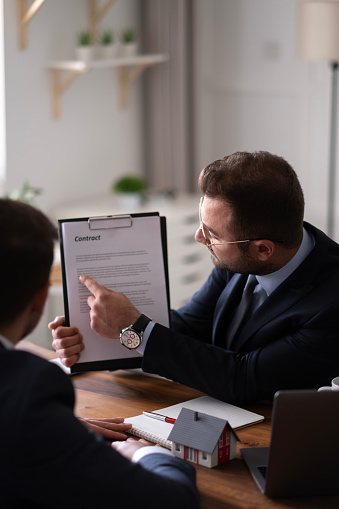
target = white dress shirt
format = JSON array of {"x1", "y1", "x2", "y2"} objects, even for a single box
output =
[{"x1": 0, "y1": 334, "x2": 14, "y2": 350}]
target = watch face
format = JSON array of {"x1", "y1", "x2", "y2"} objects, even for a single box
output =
[{"x1": 121, "y1": 329, "x2": 141, "y2": 349}]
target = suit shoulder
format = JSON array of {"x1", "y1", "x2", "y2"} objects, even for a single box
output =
[{"x1": 0, "y1": 349, "x2": 72, "y2": 393}]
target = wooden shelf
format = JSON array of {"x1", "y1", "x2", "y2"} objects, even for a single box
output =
[
  {"x1": 17, "y1": 0, "x2": 47, "y2": 49},
  {"x1": 18, "y1": 1, "x2": 168, "y2": 116},
  {"x1": 17, "y1": 0, "x2": 116, "y2": 50},
  {"x1": 89, "y1": 0, "x2": 118, "y2": 42},
  {"x1": 47, "y1": 54, "x2": 168, "y2": 118},
  {"x1": 47, "y1": 54, "x2": 168, "y2": 71}
]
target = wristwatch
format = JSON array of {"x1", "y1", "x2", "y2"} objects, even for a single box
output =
[{"x1": 120, "y1": 314, "x2": 152, "y2": 350}]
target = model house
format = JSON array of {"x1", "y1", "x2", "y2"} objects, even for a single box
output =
[{"x1": 168, "y1": 408, "x2": 239, "y2": 468}]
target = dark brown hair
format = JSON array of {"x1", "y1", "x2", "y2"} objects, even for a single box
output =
[
  {"x1": 0, "y1": 199, "x2": 58, "y2": 326},
  {"x1": 198, "y1": 151, "x2": 304, "y2": 248}
]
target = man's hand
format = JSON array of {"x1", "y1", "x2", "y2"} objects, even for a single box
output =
[
  {"x1": 79, "y1": 274, "x2": 141, "y2": 339},
  {"x1": 49, "y1": 276, "x2": 141, "y2": 367},
  {"x1": 112, "y1": 437, "x2": 156, "y2": 460},
  {"x1": 49, "y1": 316, "x2": 84, "y2": 367},
  {"x1": 79, "y1": 417, "x2": 132, "y2": 441}
]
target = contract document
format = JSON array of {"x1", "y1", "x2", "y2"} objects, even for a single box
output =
[{"x1": 58, "y1": 212, "x2": 170, "y2": 373}]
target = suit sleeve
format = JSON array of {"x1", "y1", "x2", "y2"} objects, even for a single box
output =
[
  {"x1": 142, "y1": 294, "x2": 339, "y2": 406},
  {"x1": 12, "y1": 357, "x2": 199, "y2": 509},
  {"x1": 169, "y1": 267, "x2": 232, "y2": 341}
]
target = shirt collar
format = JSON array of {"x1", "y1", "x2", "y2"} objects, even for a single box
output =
[
  {"x1": 256, "y1": 227, "x2": 315, "y2": 296},
  {"x1": 0, "y1": 334, "x2": 15, "y2": 350}
]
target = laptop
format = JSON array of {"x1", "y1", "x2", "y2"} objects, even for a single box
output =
[{"x1": 240, "y1": 390, "x2": 339, "y2": 498}]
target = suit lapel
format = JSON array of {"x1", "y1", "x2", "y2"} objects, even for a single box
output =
[
  {"x1": 212, "y1": 221, "x2": 334, "y2": 352},
  {"x1": 231, "y1": 279, "x2": 314, "y2": 352}
]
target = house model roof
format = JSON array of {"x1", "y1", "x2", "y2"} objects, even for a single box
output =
[{"x1": 168, "y1": 407, "x2": 239, "y2": 454}]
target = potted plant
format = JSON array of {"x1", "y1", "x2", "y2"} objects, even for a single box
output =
[
  {"x1": 100, "y1": 30, "x2": 118, "y2": 59},
  {"x1": 112, "y1": 174, "x2": 147, "y2": 210},
  {"x1": 7, "y1": 181, "x2": 42, "y2": 203},
  {"x1": 76, "y1": 30, "x2": 95, "y2": 61},
  {"x1": 120, "y1": 28, "x2": 138, "y2": 58}
]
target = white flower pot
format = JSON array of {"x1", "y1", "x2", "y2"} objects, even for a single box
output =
[
  {"x1": 100, "y1": 43, "x2": 119, "y2": 60},
  {"x1": 76, "y1": 46, "x2": 95, "y2": 62},
  {"x1": 117, "y1": 193, "x2": 142, "y2": 212},
  {"x1": 120, "y1": 42, "x2": 138, "y2": 58}
]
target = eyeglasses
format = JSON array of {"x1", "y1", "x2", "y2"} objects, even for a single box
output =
[{"x1": 198, "y1": 197, "x2": 283, "y2": 252}]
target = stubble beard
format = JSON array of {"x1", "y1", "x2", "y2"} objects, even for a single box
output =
[{"x1": 210, "y1": 249, "x2": 273, "y2": 275}]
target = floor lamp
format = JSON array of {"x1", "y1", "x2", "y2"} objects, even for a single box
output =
[{"x1": 298, "y1": 1, "x2": 339, "y2": 239}]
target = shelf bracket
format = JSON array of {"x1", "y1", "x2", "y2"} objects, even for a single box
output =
[
  {"x1": 117, "y1": 63, "x2": 155, "y2": 109},
  {"x1": 47, "y1": 55, "x2": 168, "y2": 118},
  {"x1": 50, "y1": 67, "x2": 89, "y2": 119},
  {"x1": 18, "y1": 0, "x2": 47, "y2": 50},
  {"x1": 90, "y1": 0, "x2": 117, "y2": 42}
]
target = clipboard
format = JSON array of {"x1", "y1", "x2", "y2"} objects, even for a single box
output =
[{"x1": 58, "y1": 211, "x2": 170, "y2": 373}]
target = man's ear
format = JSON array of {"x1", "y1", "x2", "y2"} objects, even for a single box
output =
[
  {"x1": 31, "y1": 282, "x2": 50, "y2": 317},
  {"x1": 250, "y1": 240, "x2": 275, "y2": 261}
]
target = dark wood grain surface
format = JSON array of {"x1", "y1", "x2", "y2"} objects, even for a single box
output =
[{"x1": 18, "y1": 341, "x2": 339, "y2": 509}]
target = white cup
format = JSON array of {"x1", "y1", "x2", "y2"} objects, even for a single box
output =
[{"x1": 318, "y1": 376, "x2": 339, "y2": 392}]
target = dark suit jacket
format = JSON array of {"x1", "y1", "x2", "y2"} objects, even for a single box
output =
[
  {"x1": 142, "y1": 222, "x2": 339, "y2": 405},
  {"x1": 0, "y1": 347, "x2": 199, "y2": 509}
]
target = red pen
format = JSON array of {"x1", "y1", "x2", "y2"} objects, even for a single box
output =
[{"x1": 143, "y1": 411, "x2": 176, "y2": 424}]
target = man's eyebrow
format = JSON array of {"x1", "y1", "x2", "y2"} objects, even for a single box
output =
[{"x1": 201, "y1": 219, "x2": 222, "y2": 238}]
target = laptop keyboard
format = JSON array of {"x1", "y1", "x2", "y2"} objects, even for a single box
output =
[{"x1": 257, "y1": 466, "x2": 267, "y2": 478}]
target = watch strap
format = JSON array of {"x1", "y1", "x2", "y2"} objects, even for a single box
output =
[{"x1": 132, "y1": 314, "x2": 152, "y2": 334}]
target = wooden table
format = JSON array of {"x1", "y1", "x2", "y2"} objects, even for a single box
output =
[{"x1": 19, "y1": 341, "x2": 339, "y2": 509}]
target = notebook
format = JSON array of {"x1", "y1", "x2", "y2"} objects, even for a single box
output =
[
  {"x1": 240, "y1": 390, "x2": 339, "y2": 498},
  {"x1": 125, "y1": 396, "x2": 264, "y2": 449}
]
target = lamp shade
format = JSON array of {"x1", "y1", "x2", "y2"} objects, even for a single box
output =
[{"x1": 298, "y1": 2, "x2": 339, "y2": 61}]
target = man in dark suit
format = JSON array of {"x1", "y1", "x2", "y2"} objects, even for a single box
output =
[
  {"x1": 51, "y1": 151, "x2": 339, "y2": 406},
  {"x1": 0, "y1": 199, "x2": 199, "y2": 508}
]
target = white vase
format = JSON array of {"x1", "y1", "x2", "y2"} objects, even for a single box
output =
[
  {"x1": 117, "y1": 193, "x2": 142, "y2": 212},
  {"x1": 120, "y1": 42, "x2": 138, "y2": 58},
  {"x1": 100, "y1": 43, "x2": 119, "y2": 60},
  {"x1": 76, "y1": 46, "x2": 95, "y2": 62}
]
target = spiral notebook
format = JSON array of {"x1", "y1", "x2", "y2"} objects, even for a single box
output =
[{"x1": 125, "y1": 396, "x2": 264, "y2": 450}]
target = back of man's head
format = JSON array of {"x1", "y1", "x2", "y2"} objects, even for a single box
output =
[
  {"x1": 199, "y1": 151, "x2": 305, "y2": 248},
  {"x1": 0, "y1": 199, "x2": 57, "y2": 327}
]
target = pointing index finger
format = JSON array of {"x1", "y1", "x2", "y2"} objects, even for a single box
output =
[{"x1": 79, "y1": 274, "x2": 101, "y2": 295}]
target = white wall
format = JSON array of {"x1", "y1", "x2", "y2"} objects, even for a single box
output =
[
  {"x1": 4, "y1": 0, "x2": 338, "y2": 239},
  {"x1": 193, "y1": 0, "x2": 337, "y2": 239},
  {"x1": 4, "y1": 0, "x2": 143, "y2": 217}
]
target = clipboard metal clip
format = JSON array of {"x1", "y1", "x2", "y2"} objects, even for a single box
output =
[{"x1": 88, "y1": 215, "x2": 133, "y2": 230}]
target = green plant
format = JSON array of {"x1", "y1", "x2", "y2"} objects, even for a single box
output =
[
  {"x1": 121, "y1": 28, "x2": 137, "y2": 43},
  {"x1": 112, "y1": 175, "x2": 147, "y2": 194},
  {"x1": 77, "y1": 30, "x2": 93, "y2": 46},
  {"x1": 101, "y1": 30, "x2": 114, "y2": 45},
  {"x1": 7, "y1": 181, "x2": 42, "y2": 203}
]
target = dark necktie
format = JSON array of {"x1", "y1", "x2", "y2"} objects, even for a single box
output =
[{"x1": 226, "y1": 274, "x2": 267, "y2": 345}]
